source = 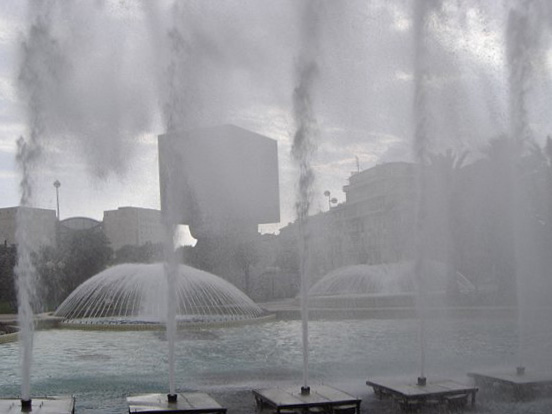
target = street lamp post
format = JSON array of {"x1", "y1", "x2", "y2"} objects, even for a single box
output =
[
  {"x1": 324, "y1": 190, "x2": 331, "y2": 210},
  {"x1": 53, "y1": 180, "x2": 61, "y2": 220},
  {"x1": 324, "y1": 190, "x2": 338, "y2": 211}
]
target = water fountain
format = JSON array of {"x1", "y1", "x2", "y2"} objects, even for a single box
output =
[
  {"x1": 364, "y1": 0, "x2": 552, "y2": 407},
  {"x1": 8, "y1": 2, "x2": 74, "y2": 412},
  {"x1": 6, "y1": 1, "x2": 552, "y2": 413},
  {"x1": 306, "y1": 261, "x2": 476, "y2": 316},
  {"x1": 2, "y1": 317, "x2": 551, "y2": 414},
  {"x1": 53, "y1": 263, "x2": 269, "y2": 328},
  {"x1": 253, "y1": 0, "x2": 320, "y2": 405},
  {"x1": 467, "y1": 1, "x2": 552, "y2": 398},
  {"x1": 252, "y1": 3, "x2": 361, "y2": 413},
  {"x1": 291, "y1": 0, "x2": 320, "y2": 397}
]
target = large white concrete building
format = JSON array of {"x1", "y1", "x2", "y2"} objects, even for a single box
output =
[
  {"x1": 334, "y1": 161, "x2": 417, "y2": 265},
  {"x1": 0, "y1": 207, "x2": 57, "y2": 249},
  {"x1": 257, "y1": 162, "x2": 418, "y2": 296},
  {"x1": 158, "y1": 124, "x2": 280, "y2": 233},
  {"x1": 102, "y1": 207, "x2": 164, "y2": 251}
]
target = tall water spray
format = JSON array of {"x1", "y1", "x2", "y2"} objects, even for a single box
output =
[
  {"x1": 411, "y1": 0, "x2": 438, "y2": 385},
  {"x1": 14, "y1": 154, "x2": 38, "y2": 404},
  {"x1": 291, "y1": 0, "x2": 320, "y2": 394},
  {"x1": 15, "y1": 3, "x2": 66, "y2": 402},
  {"x1": 505, "y1": 0, "x2": 549, "y2": 371},
  {"x1": 162, "y1": 222, "x2": 179, "y2": 399},
  {"x1": 13, "y1": 1, "x2": 157, "y2": 404},
  {"x1": 54, "y1": 263, "x2": 265, "y2": 323},
  {"x1": 157, "y1": 2, "x2": 194, "y2": 398},
  {"x1": 145, "y1": 1, "x2": 272, "y2": 396}
]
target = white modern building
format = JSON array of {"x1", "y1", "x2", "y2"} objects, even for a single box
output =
[
  {"x1": 334, "y1": 161, "x2": 417, "y2": 265},
  {"x1": 258, "y1": 162, "x2": 419, "y2": 295},
  {"x1": 0, "y1": 206, "x2": 57, "y2": 249},
  {"x1": 102, "y1": 207, "x2": 164, "y2": 251}
]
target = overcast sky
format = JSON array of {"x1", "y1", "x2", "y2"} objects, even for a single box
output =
[{"x1": 1, "y1": 0, "x2": 551, "y2": 239}]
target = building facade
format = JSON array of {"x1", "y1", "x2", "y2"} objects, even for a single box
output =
[
  {"x1": 250, "y1": 162, "x2": 419, "y2": 298},
  {"x1": 158, "y1": 125, "x2": 280, "y2": 290},
  {"x1": 334, "y1": 161, "x2": 417, "y2": 266},
  {"x1": 103, "y1": 207, "x2": 164, "y2": 251},
  {"x1": 0, "y1": 207, "x2": 57, "y2": 249}
]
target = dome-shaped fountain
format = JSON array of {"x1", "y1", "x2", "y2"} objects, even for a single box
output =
[
  {"x1": 54, "y1": 263, "x2": 269, "y2": 328},
  {"x1": 309, "y1": 263, "x2": 415, "y2": 297},
  {"x1": 307, "y1": 261, "x2": 474, "y2": 310}
]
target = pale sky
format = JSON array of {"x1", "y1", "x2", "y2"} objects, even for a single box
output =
[{"x1": 1, "y1": 0, "x2": 551, "y2": 238}]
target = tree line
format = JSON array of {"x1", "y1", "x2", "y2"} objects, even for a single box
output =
[{"x1": 0, "y1": 229, "x2": 166, "y2": 313}]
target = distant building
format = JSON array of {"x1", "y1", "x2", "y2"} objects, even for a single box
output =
[
  {"x1": 103, "y1": 207, "x2": 164, "y2": 251},
  {"x1": 158, "y1": 124, "x2": 280, "y2": 290},
  {"x1": 0, "y1": 206, "x2": 57, "y2": 249},
  {"x1": 59, "y1": 217, "x2": 102, "y2": 232},
  {"x1": 279, "y1": 162, "x2": 417, "y2": 273},
  {"x1": 58, "y1": 217, "x2": 103, "y2": 241},
  {"x1": 251, "y1": 162, "x2": 419, "y2": 298},
  {"x1": 334, "y1": 161, "x2": 417, "y2": 265},
  {"x1": 158, "y1": 124, "x2": 280, "y2": 234}
]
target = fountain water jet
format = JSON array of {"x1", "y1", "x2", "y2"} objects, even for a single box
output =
[
  {"x1": 364, "y1": 3, "x2": 482, "y2": 408},
  {"x1": 252, "y1": 5, "x2": 363, "y2": 412},
  {"x1": 506, "y1": 0, "x2": 541, "y2": 375},
  {"x1": 291, "y1": 0, "x2": 321, "y2": 394},
  {"x1": 7, "y1": 1, "x2": 552, "y2": 412},
  {"x1": 307, "y1": 261, "x2": 470, "y2": 314},
  {"x1": 412, "y1": 0, "x2": 435, "y2": 386},
  {"x1": 150, "y1": 2, "x2": 198, "y2": 402},
  {"x1": 54, "y1": 263, "x2": 267, "y2": 327},
  {"x1": 309, "y1": 262, "x2": 456, "y2": 297},
  {"x1": 161, "y1": 221, "x2": 179, "y2": 398},
  {"x1": 467, "y1": 2, "x2": 552, "y2": 396},
  {"x1": 8, "y1": 1, "x2": 156, "y2": 410},
  {"x1": 11, "y1": 3, "x2": 74, "y2": 412}
]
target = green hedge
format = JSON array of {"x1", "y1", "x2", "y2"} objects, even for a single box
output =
[{"x1": 0, "y1": 301, "x2": 15, "y2": 314}]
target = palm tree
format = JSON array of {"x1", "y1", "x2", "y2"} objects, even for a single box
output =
[{"x1": 426, "y1": 149, "x2": 468, "y2": 301}]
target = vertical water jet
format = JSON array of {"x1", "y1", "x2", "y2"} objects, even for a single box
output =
[
  {"x1": 291, "y1": 0, "x2": 321, "y2": 393},
  {"x1": 15, "y1": 1, "x2": 62, "y2": 401},
  {"x1": 12, "y1": 5, "x2": 75, "y2": 411},
  {"x1": 412, "y1": 0, "x2": 434, "y2": 385},
  {"x1": 157, "y1": 2, "x2": 192, "y2": 397},
  {"x1": 505, "y1": 0, "x2": 540, "y2": 373}
]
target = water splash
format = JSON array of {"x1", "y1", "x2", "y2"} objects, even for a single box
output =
[
  {"x1": 14, "y1": 201, "x2": 37, "y2": 403},
  {"x1": 19, "y1": 2, "x2": 154, "y2": 180},
  {"x1": 54, "y1": 263, "x2": 264, "y2": 324},
  {"x1": 15, "y1": 0, "x2": 157, "y2": 400},
  {"x1": 15, "y1": 1, "x2": 67, "y2": 401},
  {"x1": 411, "y1": 0, "x2": 442, "y2": 383},
  {"x1": 151, "y1": 2, "x2": 206, "y2": 396},
  {"x1": 308, "y1": 262, "x2": 455, "y2": 297},
  {"x1": 505, "y1": 0, "x2": 552, "y2": 371},
  {"x1": 162, "y1": 224, "x2": 179, "y2": 396},
  {"x1": 506, "y1": 0, "x2": 546, "y2": 145},
  {"x1": 160, "y1": 2, "x2": 193, "y2": 397},
  {"x1": 291, "y1": 0, "x2": 321, "y2": 392},
  {"x1": 147, "y1": 1, "x2": 269, "y2": 395}
]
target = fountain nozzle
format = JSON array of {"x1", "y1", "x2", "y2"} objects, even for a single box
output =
[
  {"x1": 20, "y1": 399, "x2": 32, "y2": 412},
  {"x1": 516, "y1": 366, "x2": 525, "y2": 376},
  {"x1": 167, "y1": 394, "x2": 178, "y2": 403},
  {"x1": 417, "y1": 377, "x2": 427, "y2": 386},
  {"x1": 300, "y1": 386, "x2": 310, "y2": 396}
]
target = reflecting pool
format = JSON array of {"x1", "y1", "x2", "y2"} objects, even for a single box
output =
[{"x1": 1, "y1": 317, "x2": 551, "y2": 413}]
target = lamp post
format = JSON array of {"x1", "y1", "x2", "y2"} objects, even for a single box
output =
[
  {"x1": 324, "y1": 190, "x2": 331, "y2": 210},
  {"x1": 53, "y1": 180, "x2": 61, "y2": 220},
  {"x1": 324, "y1": 190, "x2": 338, "y2": 211}
]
